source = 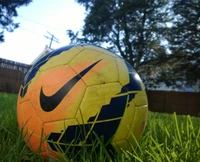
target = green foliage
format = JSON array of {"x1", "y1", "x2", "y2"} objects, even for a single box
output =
[
  {"x1": 70, "y1": 0, "x2": 200, "y2": 90},
  {"x1": 141, "y1": 0, "x2": 200, "y2": 90},
  {"x1": 68, "y1": 0, "x2": 169, "y2": 70},
  {"x1": 165, "y1": 0, "x2": 200, "y2": 89},
  {"x1": 0, "y1": 93, "x2": 43, "y2": 162},
  {"x1": 124, "y1": 112, "x2": 200, "y2": 162},
  {"x1": 0, "y1": 93, "x2": 200, "y2": 161},
  {"x1": 0, "y1": 0, "x2": 32, "y2": 43}
]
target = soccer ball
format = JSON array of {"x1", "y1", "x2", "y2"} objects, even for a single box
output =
[{"x1": 17, "y1": 44, "x2": 148, "y2": 159}]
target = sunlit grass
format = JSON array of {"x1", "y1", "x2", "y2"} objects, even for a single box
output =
[{"x1": 0, "y1": 92, "x2": 200, "y2": 162}]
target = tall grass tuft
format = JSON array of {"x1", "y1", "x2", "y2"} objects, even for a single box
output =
[
  {"x1": 0, "y1": 92, "x2": 200, "y2": 162},
  {"x1": 0, "y1": 93, "x2": 43, "y2": 162},
  {"x1": 123, "y1": 112, "x2": 200, "y2": 162}
]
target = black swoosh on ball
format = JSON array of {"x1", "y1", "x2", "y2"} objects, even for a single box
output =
[{"x1": 40, "y1": 60, "x2": 102, "y2": 112}]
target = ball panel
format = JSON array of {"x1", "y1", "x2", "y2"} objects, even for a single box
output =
[
  {"x1": 18, "y1": 84, "x2": 34, "y2": 104},
  {"x1": 113, "y1": 139, "x2": 132, "y2": 152},
  {"x1": 127, "y1": 105, "x2": 148, "y2": 140},
  {"x1": 18, "y1": 101, "x2": 44, "y2": 152},
  {"x1": 44, "y1": 119, "x2": 78, "y2": 135},
  {"x1": 32, "y1": 65, "x2": 76, "y2": 91},
  {"x1": 110, "y1": 142, "x2": 120, "y2": 152},
  {"x1": 30, "y1": 80, "x2": 86, "y2": 123},
  {"x1": 76, "y1": 82, "x2": 122, "y2": 123},
  {"x1": 17, "y1": 100, "x2": 25, "y2": 129},
  {"x1": 19, "y1": 45, "x2": 77, "y2": 98},
  {"x1": 69, "y1": 49, "x2": 118, "y2": 86},
  {"x1": 115, "y1": 58, "x2": 130, "y2": 86},
  {"x1": 112, "y1": 98, "x2": 136, "y2": 141},
  {"x1": 116, "y1": 58, "x2": 144, "y2": 92},
  {"x1": 27, "y1": 64, "x2": 87, "y2": 122},
  {"x1": 39, "y1": 47, "x2": 84, "y2": 72},
  {"x1": 44, "y1": 119, "x2": 91, "y2": 154},
  {"x1": 133, "y1": 90, "x2": 148, "y2": 107}
]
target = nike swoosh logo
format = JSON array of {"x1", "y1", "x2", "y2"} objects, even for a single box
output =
[{"x1": 40, "y1": 60, "x2": 102, "y2": 112}]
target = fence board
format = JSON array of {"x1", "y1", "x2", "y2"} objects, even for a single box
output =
[
  {"x1": 147, "y1": 91, "x2": 200, "y2": 117},
  {"x1": 0, "y1": 58, "x2": 31, "y2": 93},
  {"x1": 146, "y1": 91, "x2": 166, "y2": 112}
]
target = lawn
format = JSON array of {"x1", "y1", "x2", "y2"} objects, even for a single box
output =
[{"x1": 0, "y1": 92, "x2": 200, "y2": 162}]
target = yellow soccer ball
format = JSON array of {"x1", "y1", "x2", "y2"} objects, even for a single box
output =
[{"x1": 17, "y1": 44, "x2": 148, "y2": 159}]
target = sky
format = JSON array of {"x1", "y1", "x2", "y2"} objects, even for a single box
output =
[{"x1": 0, "y1": 0, "x2": 85, "y2": 64}]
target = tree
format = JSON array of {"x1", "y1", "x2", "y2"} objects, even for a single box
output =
[
  {"x1": 164, "y1": 0, "x2": 200, "y2": 90},
  {"x1": 69, "y1": 0, "x2": 169, "y2": 71},
  {"x1": 0, "y1": 0, "x2": 32, "y2": 43},
  {"x1": 69, "y1": 0, "x2": 200, "y2": 90},
  {"x1": 139, "y1": 0, "x2": 200, "y2": 91}
]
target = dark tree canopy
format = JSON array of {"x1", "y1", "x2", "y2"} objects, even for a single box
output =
[
  {"x1": 139, "y1": 0, "x2": 200, "y2": 90},
  {"x1": 0, "y1": 0, "x2": 32, "y2": 43},
  {"x1": 166, "y1": 0, "x2": 200, "y2": 89},
  {"x1": 69, "y1": 0, "x2": 200, "y2": 90},
  {"x1": 70, "y1": 0, "x2": 169, "y2": 70}
]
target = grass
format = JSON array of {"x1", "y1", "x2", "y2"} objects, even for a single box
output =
[{"x1": 0, "y1": 92, "x2": 200, "y2": 162}]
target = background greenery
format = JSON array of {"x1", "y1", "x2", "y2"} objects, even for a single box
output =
[
  {"x1": 1, "y1": 0, "x2": 199, "y2": 90},
  {"x1": 67, "y1": 0, "x2": 200, "y2": 90}
]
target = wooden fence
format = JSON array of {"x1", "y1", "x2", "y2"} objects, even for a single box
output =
[
  {"x1": 0, "y1": 58, "x2": 31, "y2": 93},
  {"x1": 147, "y1": 90, "x2": 200, "y2": 117},
  {"x1": 0, "y1": 58, "x2": 200, "y2": 117}
]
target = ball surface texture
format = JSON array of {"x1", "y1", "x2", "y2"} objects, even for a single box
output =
[{"x1": 17, "y1": 44, "x2": 148, "y2": 159}]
